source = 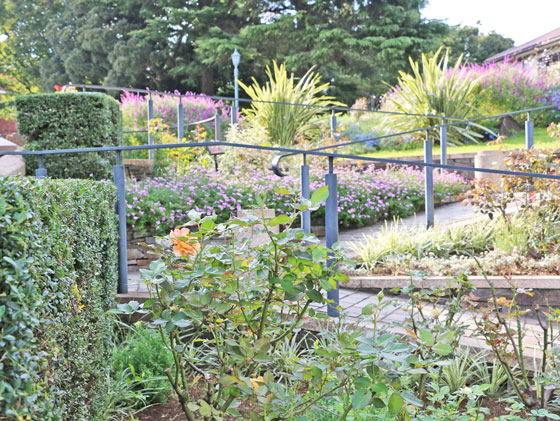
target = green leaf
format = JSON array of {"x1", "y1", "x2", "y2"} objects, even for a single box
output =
[
  {"x1": 253, "y1": 353, "x2": 272, "y2": 363},
  {"x1": 306, "y1": 289, "x2": 323, "y2": 303},
  {"x1": 269, "y1": 214, "x2": 292, "y2": 226},
  {"x1": 352, "y1": 389, "x2": 372, "y2": 410},
  {"x1": 371, "y1": 382, "x2": 388, "y2": 395},
  {"x1": 354, "y1": 376, "x2": 371, "y2": 389},
  {"x1": 437, "y1": 330, "x2": 455, "y2": 345},
  {"x1": 310, "y1": 186, "x2": 329, "y2": 205},
  {"x1": 173, "y1": 319, "x2": 192, "y2": 328},
  {"x1": 274, "y1": 188, "x2": 291, "y2": 195},
  {"x1": 432, "y1": 343, "x2": 453, "y2": 356},
  {"x1": 362, "y1": 303, "x2": 374, "y2": 316},
  {"x1": 388, "y1": 393, "x2": 403, "y2": 416},
  {"x1": 280, "y1": 277, "x2": 293, "y2": 292},
  {"x1": 201, "y1": 217, "x2": 216, "y2": 230},
  {"x1": 215, "y1": 302, "x2": 231, "y2": 313},
  {"x1": 419, "y1": 329, "x2": 435, "y2": 347},
  {"x1": 400, "y1": 391, "x2": 423, "y2": 407}
]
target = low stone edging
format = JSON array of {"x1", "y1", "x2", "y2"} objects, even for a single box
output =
[{"x1": 346, "y1": 275, "x2": 560, "y2": 306}]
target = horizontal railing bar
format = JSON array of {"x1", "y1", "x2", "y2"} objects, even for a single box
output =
[
  {"x1": 67, "y1": 83, "x2": 556, "y2": 125},
  {"x1": 3, "y1": 141, "x2": 560, "y2": 181},
  {"x1": 273, "y1": 104, "x2": 558, "y2": 164},
  {"x1": 185, "y1": 116, "x2": 216, "y2": 126}
]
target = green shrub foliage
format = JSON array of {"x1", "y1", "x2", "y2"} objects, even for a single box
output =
[
  {"x1": 111, "y1": 327, "x2": 173, "y2": 405},
  {"x1": 16, "y1": 93, "x2": 123, "y2": 179},
  {"x1": 0, "y1": 176, "x2": 118, "y2": 419}
]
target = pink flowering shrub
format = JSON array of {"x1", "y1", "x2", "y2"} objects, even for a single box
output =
[
  {"x1": 463, "y1": 60, "x2": 558, "y2": 127},
  {"x1": 120, "y1": 90, "x2": 230, "y2": 132},
  {"x1": 126, "y1": 165, "x2": 468, "y2": 235}
]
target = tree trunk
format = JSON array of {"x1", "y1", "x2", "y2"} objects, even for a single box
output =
[{"x1": 201, "y1": 67, "x2": 214, "y2": 94}]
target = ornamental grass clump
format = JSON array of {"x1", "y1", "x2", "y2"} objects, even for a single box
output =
[
  {"x1": 239, "y1": 61, "x2": 344, "y2": 146},
  {"x1": 381, "y1": 48, "x2": 494, "y2": 145}
]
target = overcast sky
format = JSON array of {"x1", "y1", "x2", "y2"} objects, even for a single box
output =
[{"x1": 422, "y1": 0, "x2": 560, "y2": 46}]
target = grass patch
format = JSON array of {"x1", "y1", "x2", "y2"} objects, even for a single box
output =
[{"x1": 343, "y1": 127, "x2": 558, "y2": 158}]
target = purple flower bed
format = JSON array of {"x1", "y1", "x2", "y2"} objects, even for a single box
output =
[{"x1": 126, "y1": 165, "x2": 468, "y2": 235}]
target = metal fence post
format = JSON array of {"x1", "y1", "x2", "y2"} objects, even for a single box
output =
[
  {"x1": 35, "y1": 155, "x2": 47, "y2": 178},
  {"x1": 330, "y1": 110, "x2": 337, "y2": 138},
  {"x1": 113, "y1": 151, "x2": 128, "y2": 294},
  {"x1": 301, "y1": 154, "x2": 311, "y2": 234},
  {"x1": 440, "y1": 118, "x2": 447, "y2": 174},
  {"x1": 214, "y1": 112, "x2": 221, "y2": 141},
  {"x1": 231, "y1": 104, "x2": 237, "y2": 125},
  {"x1": 325, "y1": 156, "x2": 339, "y2": 317},
  {"x1": 424, "y1": 131, "x2": 434, "y2": 228},
  {"x1": 177, "y1": 98, "x2": 184, "y2": 141},
  {"x1": 147, "y1": 95, "x2": 154, "y2": 159},
  {"x1": 525, "y1": 112, "x2": 534, "y2": 149}
]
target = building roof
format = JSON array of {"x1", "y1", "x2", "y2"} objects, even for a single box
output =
[{"x1": 485, "y1": 27, "x2": 560, "y2": 63}]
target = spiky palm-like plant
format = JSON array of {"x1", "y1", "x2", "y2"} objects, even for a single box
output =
[
  {"x1": 383, "y1": 48, "x2": 494, "y2": 145},
  {"x1": 239, "y1": 61, "x2": 344, "y2": 146}
]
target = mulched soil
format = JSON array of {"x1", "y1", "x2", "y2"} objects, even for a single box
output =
[
  {"x1": 135, "y1": 395, "x2": 527, "y2": 420},
  {"x1": 135, "y1": 381, "x2": 260, "y2": 421},
  {"x1": 135, "y1": 399, "x2": 185, "y2": 421}
]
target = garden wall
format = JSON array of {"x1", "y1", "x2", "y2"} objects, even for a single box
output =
[
  {"x1": 127, "y1": 227, "x2": 158, "y2": 271},
  {"x1": 0, "y1": 177, "x2": 118, "y2": 420}
]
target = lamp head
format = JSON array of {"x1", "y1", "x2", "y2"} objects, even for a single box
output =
[{"x1": 231, "y1": 48, "x2": 241, "y2": 67}]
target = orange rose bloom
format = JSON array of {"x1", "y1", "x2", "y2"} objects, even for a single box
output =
[{"x1": 169, "y1": 228, "x2": 200, "y2": 257}]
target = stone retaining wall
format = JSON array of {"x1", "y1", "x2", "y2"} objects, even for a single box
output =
[
  {"x1": 127, "y1": 227, "x2": 158, "y2": 272},
  {"x1": 124, "y1": 158, "x2": 154, "y2": 180},
  {"x1": 347, "y1": 275, "x2": 560, "y2": 307},
  {"x1": 0, "y1": 119, "x2": 17, "y2": 137}
]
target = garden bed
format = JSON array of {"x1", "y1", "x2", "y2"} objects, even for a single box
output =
[{"x1": 126, "y1": 165, "x2": 468, "y2": 235}]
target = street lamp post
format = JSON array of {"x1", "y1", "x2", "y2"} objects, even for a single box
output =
[{"x1": 231, "y1": 48, "x2": 240, "y2": 124}]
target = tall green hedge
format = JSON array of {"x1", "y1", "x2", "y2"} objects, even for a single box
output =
[
  {"x1": 0, "y1": 176, "x2": 118, "y2": 419},
  {"x1": 16, "y1": 93, "x2": 123, "y2": 179}
]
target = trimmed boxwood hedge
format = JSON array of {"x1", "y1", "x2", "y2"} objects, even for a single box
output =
[
  {"x1": 0, "y1": 176, "x2": 118, "y2": 419},
  {"x1": 16, "y1": 93, "x2": 123, "y2": 179}
]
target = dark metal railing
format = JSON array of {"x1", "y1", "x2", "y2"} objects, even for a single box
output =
[
  {"x1": 3, "y1": 134, "x2": 560, "y2": 316},
  {"x1": 3, "y1": 83, "x2": 559, "y2": 316}
]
